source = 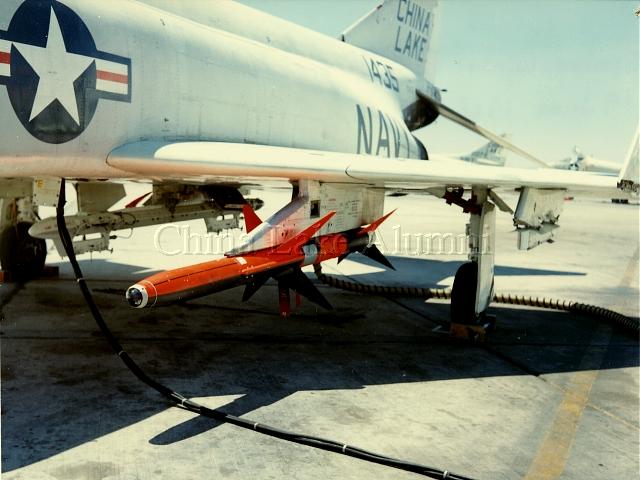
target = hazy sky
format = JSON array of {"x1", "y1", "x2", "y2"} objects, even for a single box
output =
[{"x1": 241, "y1": 0, "x2": 638, "y2": 165}]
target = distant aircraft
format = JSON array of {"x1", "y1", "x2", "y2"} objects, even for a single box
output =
[
  {"x1": 456, "y1": 137, "x2": 507, "y2": 167},
  {"x1": 551, "y1": 131, "x2": 639, "y2": 202},
  {"x1": 552, "y1": 146, "x2": 621, "y2": 175},
  {"x1": 0, "y1": 0, "x2": 636, "y2": 333}
]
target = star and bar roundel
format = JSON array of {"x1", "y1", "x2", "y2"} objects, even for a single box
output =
[{"x1": 0, "y1": 0, "x2": 131, "y2": 144}]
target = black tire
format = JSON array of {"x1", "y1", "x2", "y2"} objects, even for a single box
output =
[
  {"x1": 450, "y1": 261, "x2": 478, "y2": 325},
  {"x1": 0, "y1": 222, "x2": 47, "y2": 280}
]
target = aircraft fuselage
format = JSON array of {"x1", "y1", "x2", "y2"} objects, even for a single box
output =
[{"x1": 0, "y1": 0, "x2": 432, "y2": 179}]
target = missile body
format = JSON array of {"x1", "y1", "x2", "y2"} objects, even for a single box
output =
[
  {"x1": 127, "y1": 255, "x2": 299, "y2": 308},
  {"x1": 126, "y1": 208, "x2": 395, "y2": 311},
  {"x1": 126, "y1": 232, "x2": 351, "y2": 308}
]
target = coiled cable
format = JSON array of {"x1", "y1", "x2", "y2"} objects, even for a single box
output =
[{"x1": 313, "y1": 265, "x2": 639, "y2": 335}]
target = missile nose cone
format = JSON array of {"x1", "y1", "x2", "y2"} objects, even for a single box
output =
[
  {"x1": 126, "y1": 288, "x2": 144, "y2": 307},
  {"x1": 126, "y1": 284, "x2": 149, "y2": 308}
]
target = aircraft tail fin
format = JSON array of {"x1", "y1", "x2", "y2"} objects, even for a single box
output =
[
  {"x1": 460, "y1": 137, "x2": 508, "y2": 167},
  {"x1": 341, "y1": 0, "x2": 439, "y2": 79},
  {"x1": 618, "y1": 127, "x2": 639, "y2": 194}
]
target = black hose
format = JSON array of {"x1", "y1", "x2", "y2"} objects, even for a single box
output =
[{"x1": 55, "y1": 178, "x2": 477, "y2": 480}]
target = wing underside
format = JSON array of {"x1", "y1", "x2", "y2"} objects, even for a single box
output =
[{"x1": 107, "y1": 141, "x2": 628, "y2": 198}]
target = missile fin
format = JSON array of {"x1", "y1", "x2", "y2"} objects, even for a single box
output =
[
  {"x1": 361, "y1": 244, "x2": 395, "y2": 270},
  {"x1": 357, "y1": 209, "x2": 396, "y2": 236},
  {"x1": 241, "y1": 263, "x2": 296, "y2": 301},
  {"x1": 278, "y1": 268, "x2": 332, "y2": 310},
  {"x1": 125, "y1": 191, "x2": 151, "y2": 209},
  {"x1": 243, "y1": 204, "x2": 262, "y2": 233},
  {"x1": 276, "y1": 211, "x2": 336, "y2": 254},
  {"x1": 242, "y1": 274, "x2": 270, "y2": 302}
]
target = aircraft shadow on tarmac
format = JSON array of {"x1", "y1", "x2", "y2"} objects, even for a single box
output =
[{"x1": 1, "y1": 258, "x2": 635, "y2": 471}]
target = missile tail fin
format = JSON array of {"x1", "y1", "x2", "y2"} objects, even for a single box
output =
[
  {"x1": 278, "y1": 268, "x2": 332, "y2": 310},
  {"x1": 242, "y1": 274, "x2": 270, "y2": 302},
  {"x1": 362, "y1": 244, "x2": 395, "y2": 270},
  {"x1": 277, "y1": 211, "x2": 336, "y2": 254},
  {"x1": 358, "y1": 209, "x2": 396, "y2": 235},
  {"x1": 243, "y1": 203, "x2": 262, "y2": 233}
]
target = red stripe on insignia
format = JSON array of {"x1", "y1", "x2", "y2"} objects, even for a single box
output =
[
  {"x1": 0, "y1": 52, "x2": 10, "y2": 64},
  {"x1": 96, "y1": 70, "x2": 128, "y2": 84}
]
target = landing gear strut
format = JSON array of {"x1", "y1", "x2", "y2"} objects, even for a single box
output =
[{"x1": 449, "y1": 188, "x2": 496, "y2": 341}]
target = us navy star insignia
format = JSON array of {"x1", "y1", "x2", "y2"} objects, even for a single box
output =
[
  {"x1": 0, "y1": 0, "x2": 132, "y2": 144},
  {"x1": 15, "y1": 8, "x2": 93, "y2": 125}
]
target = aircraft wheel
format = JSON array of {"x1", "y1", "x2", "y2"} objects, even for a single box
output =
[
  {"x1": 450, "y1": 261, "x2": 478, "y2": 325},
  {"x1": 0, "y1": 222, "x2": 47, "y2": 280}
]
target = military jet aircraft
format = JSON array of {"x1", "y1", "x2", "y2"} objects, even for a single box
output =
[
  {"x1": 552, "y1": 146, "x2": 622, "y2": 175},
  {"x1": 0, "y1": 0, "x2": 637, "y2": 331},
  {"x1": 551, "y1": 130, "x2": 639, "y2": 203}
]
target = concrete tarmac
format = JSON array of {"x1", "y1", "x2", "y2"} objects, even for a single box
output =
[{"x1": 1, "y1": 191, "x2": 638, "y2": 479}]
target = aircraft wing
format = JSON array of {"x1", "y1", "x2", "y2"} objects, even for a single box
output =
[{"x1": 108, "y1": 141, "x2": 630, "y2": 198}]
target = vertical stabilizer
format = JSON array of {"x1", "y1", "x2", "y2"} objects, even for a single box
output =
[
  {"x1": 459, "y1": 137, "x2": 508, "y2": 167},
  {"x1": 618, "y1": 127, "x2": 639, "y2": 193},
  {"x1": 341, "y1": 0, "x2": 439, "y2": 79}
]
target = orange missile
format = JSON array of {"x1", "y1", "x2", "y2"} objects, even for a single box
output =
[
  {"x1": 126, "y1": 208, "x2": 395, "y2": 312},
  {"x1": 127, "y1": 211, "x2": 336, "y2": 308},
  {"x1": 125, "y1": 254, "x2": 301, "y2": 308}
]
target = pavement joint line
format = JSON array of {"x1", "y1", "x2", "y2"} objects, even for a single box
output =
[
  {"x1": 619, "y1": 246, "x2": 639, "y2": 289},
  {"x1": 523, "y1": 324, "x2": 612, "y2": 480},
  {"x1": 582, "y1": 399, "x2": 639, "y2": 432},
  {"x1": 527, "y1": 376, "x2": 639, "y2": 433},
  {"x1": 392, "y1": 296, "x2": 550, "y2": 379},
  {"x1": 536, "y1": 350, "x2": 640, "y2": 433}
]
